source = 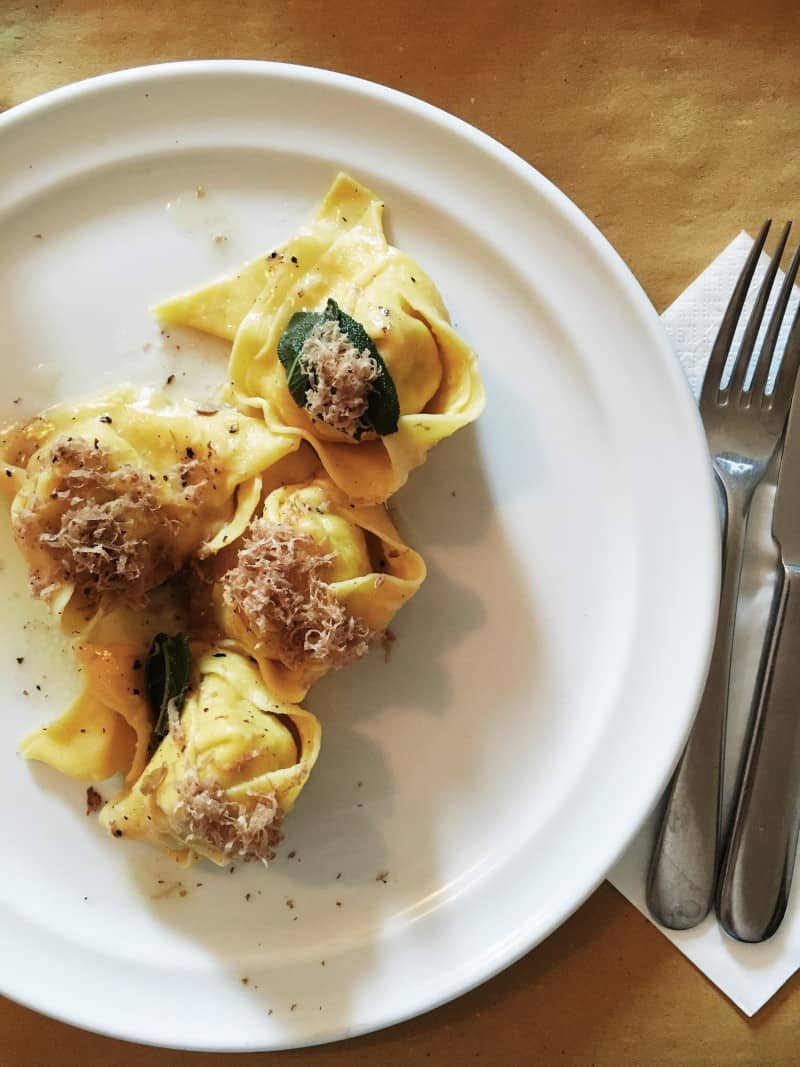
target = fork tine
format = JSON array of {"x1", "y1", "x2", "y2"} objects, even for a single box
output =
[
  {"x1": 754, "y1": 237, "x2": 800, "y2": 404},
  {"x1": 729, "y1": 221, "x2": 792, "y2": 397},
  {"x1": 701, "y1": 220, "x2": 771, "y2": 407},
  {"x1": 767, "y1": 276, "x2": 800, "y2": 416}
]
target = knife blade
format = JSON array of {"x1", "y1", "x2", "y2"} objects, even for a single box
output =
[{"x1": 716, "y1": 308, "x2": 800, "y2": 942}]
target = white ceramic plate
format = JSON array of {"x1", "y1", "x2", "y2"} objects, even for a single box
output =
[{"x1": 0, "y1": 62, "x2": 718, "y2": 1051}]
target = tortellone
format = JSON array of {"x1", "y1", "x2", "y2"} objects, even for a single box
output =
[
  {"x1": 155, "y1": 172, "x2": 485, "y2": 503},
  {"x1": 0, "y1": 386, "x2": 299, "y2": 622},
  {"x1": 99, "y1": 648, "x2": 321, "y2": 866},
  {"x1": 210, "y1": 463, "x2": 426, "y2": 702},
  {"x1": 3, "y1": 173, "x2": 484, "y2": 869}
]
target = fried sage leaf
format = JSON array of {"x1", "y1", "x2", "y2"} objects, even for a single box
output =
[
  {"x1": 277, "y1": 298, "x2": 399, "y2": 437},
  {"x1": 146, "y1": 632, "x2": 192, "y2": 742}
]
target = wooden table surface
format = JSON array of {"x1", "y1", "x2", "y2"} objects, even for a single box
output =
[{"x1": 1, "y1": 1, "x2": 799, "y2": 1063}]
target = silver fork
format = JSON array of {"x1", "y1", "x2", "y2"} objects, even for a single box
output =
[{"x1": 647, "y1": 220, "x2": 800, "y2": 929}]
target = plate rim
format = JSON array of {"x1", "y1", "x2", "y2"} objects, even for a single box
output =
[{"x1": 0, "y1": 58, "x2": 719, "y2": 1051}]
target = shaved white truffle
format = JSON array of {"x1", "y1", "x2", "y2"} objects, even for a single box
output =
[
  {"x1": 17, "y1": 437, "x2": 178, "y2": 603},
  {"x1": 15, "y1": 435, "x2": 212, "y2": 605},
  {"x1": 221, "y1": 519, "x2": 378, "y2": 670},
  {"x1": 172, "y1": 774, "x2": 283, "y2": 863},
  {"x1": 301, "y1": 318, "x2": 379, "y2": 437}
]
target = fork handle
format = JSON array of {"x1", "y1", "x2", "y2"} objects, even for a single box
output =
[
  {"x1": 716, "y1": 563, "x2": 800, "y2": 942},
  {"x1": 646, "y1": 480, "x2": 745, "y2": 929}
]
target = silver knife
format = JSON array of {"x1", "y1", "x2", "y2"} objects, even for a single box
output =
[{"x1": 717, "y1": 308, "x2": 800, "y2": 942}]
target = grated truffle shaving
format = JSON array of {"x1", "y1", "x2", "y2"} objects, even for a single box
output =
[
  {"x1": 15, "y1": 436, "x2": 194, "y2": 604},
  {"x1": 167, "y1": 696, "x2": 186, "y2": 750},
  {"x1": 221, "y1": 519, "x2": 379, "y2": 671},
  {"x1": 171, "y1": 774, "x2": 283, "y2": 863},
  {"x1": 301, "y1": 318, "x2": 378, "y2": 437}
]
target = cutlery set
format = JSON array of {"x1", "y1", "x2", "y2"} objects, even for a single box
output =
[{"x1": 647, "y1": 220, "x2": 800, "y2": 942}]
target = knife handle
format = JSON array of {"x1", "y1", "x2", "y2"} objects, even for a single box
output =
[
  {"x1": 646, "y1": 479, "x2": 742, "y2": 930},
  {"x1": 717, "y1": 562, "x2": 800, "y2": 942}
]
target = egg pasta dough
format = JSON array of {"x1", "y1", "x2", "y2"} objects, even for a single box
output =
[{"x1": 0, "y1": 173, "x2": 484, "y2": 868}]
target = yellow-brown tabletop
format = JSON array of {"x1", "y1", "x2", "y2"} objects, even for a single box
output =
[{"x1": 1, "y1": 1, "x2": 798, "y2": 1063}]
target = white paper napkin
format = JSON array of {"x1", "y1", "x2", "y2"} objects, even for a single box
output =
[{"x1": 609, "y1": 231, "x2": 800, "y2": 1017}]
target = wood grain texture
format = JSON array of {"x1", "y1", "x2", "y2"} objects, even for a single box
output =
[{"x1": 1, "y1": 1, "x2": 799, "y2": 1062}]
